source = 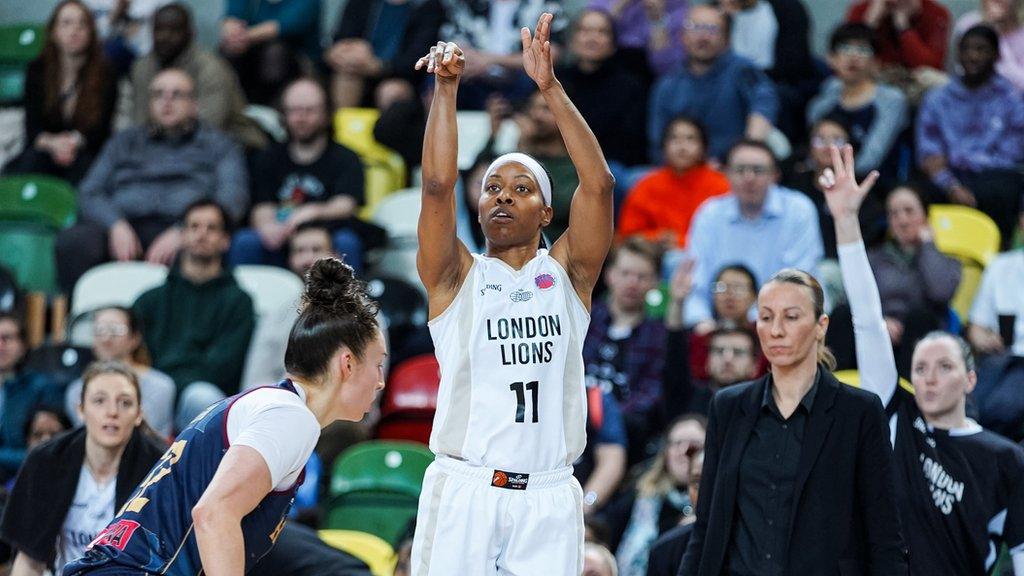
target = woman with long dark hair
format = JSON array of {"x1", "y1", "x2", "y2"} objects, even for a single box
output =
[
  {"x1": 680, "y1": 146, "x2": 908, "y2": 575},
  {"x1": 1, "y1": 361, "x2": 166, "y2": 576},
  {"x1": 63, "y1": 257, "x2": 387, "y2": 574},
  {"x1": 5, "y1": 0, "x2": 117, "y2": 184}
]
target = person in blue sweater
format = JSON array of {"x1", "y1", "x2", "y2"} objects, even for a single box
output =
[
  {"x1": 0, "y1": 313, "x2": 60, "y2": 480},
  {"x1": 648, "y1": 4, "x2": 778, "y2": 163}
]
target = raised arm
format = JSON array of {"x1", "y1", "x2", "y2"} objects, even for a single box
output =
[
  {"x1": 822, "y1": 145, "x2": 899, "y2": 407},
  {"x1": 526, "y1": 13, "x2": 615, "y2": 306},
  {"x1": 415, "y1": 42, "x2": 472, "y2": 317}
]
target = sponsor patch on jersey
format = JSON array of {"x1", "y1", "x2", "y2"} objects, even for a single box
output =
[
  {"x1": 491, "y1": 469, "x2": 529, "y2": 490},
  {"x1": 534, "y1": 273, "x2": 556, "y2": 291},
  {"x1": 510, "y1": 289, "x2": 533, "y2": 303},
  {"x1": 87, "y1": 519, "x2": 140, "y2": 551}
]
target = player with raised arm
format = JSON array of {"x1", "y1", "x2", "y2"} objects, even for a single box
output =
[
  {"x1": 828, "y1": 144, "x2": 1024, "y2": 576},
  {"x1": 410, "y1": 12, "x2": 615, "y2": 576}
]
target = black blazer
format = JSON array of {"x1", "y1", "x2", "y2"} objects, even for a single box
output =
[{"x1": 679, "y1": 370, "x2": 908, "y2": 576}]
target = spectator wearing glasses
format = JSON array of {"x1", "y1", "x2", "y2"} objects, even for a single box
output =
[
  {"x1": 55, "y1": 68, "x2": 248, "y2": 294},
  {"x1": 599, "y1": 414, "x2": 706, "y2": 576},
  {"x1": 808, "y1": 23, "x2": 909, "y2": 179},
  {"x1": 64, "y1": 306, "x2": 176, "y2": 438},
  {"x1": 129, "y1": 3, "x2": 265, "y2": 150},
  {"x1": 648, "y1": 5, "x2": 778, "y2": 163},
  {"x1": 682, "y1": 140, "x2": 824, "y2": 328}
]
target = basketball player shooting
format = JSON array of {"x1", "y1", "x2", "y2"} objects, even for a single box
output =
[{"x1": 410, "y1": 12, "x2": 615, "y2": 576}]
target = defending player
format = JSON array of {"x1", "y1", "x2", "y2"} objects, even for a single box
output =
[
  {"x1": 410, "y1": 13, "x2": 615, "y2": 575},
  {"x1": 63, "y1": 257, "x2": 387, "y2": 576}
]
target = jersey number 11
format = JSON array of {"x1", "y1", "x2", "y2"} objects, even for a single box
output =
[{"x1": 510, "y1": 381, "x2": 539, "y2": 423}]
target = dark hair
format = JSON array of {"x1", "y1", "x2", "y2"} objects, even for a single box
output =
[
  {"x1": 0, "y1": 311, "x2": 24, "y2": 341},
  {"x1": 829, "y1": 22, "x2": 878, "y2": 53},
  {"x1": 960, "y1": 24, "x2": 1000, "y2": 56},
  {"x1": 571, "y1": 8, "x2": 619, "y2": 47},
  {"x1": 660, "y1": 115, "x2": 708, "y2": 155},
  {"x1": 811, "y1": 115, "x2": 850, "y2": 138},
  {"x1": 22, "y1": 404, "x2": 72, "y2": 441},
  {"x1": 765, "y1": 268, "x2": 836, "y2": 370},
  {"x1": 885, "y1": 182, "x2": 930, "y2": 212},
  {"x1": 726, "y1": 138, "x2": 777, "y2": 168},
  {"x1": 285, "y1": 258, "x2": 380, "y2": 379},
  {"x1": 714, "y1": 263, "x2": 758, "y2": 290},
  {"x1": 182, "y1": 199, "x2": 232, "y2": 235},
  {"x1": 40, "y1": 0, "x2": 110, "y2": 135},
  {"x1": 609, "y1": 236, "x2": 662, "y2": 273},
  {"x1": 154, "y1": 2, "x2": 192, "y2": 30},
  {"x1": 709, "y1": 323, "x2": 758, "y2": 354},
  {"x1": 292, "y1": 221, "x2": 334, "y2": 243},
  {"x1": 80, "y1": 360, "x2": 142, "y2": 405}
]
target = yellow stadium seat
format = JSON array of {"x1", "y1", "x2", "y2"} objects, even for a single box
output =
[
  {"x1": 929, "y1": 204, "x2": 1000, "y2": 267},
  {"x1": 834, "y1": 369, "x2": 914, "y2": 395},
  {"x1": 949, "y1": 262, "x2": 983, "y2": 322},
  {"x1": 333, "y1": 108, "x2": 406, "y2": 218},
  {"x1": 319, "y1": 529, "x2": 396, "y2": 576}
]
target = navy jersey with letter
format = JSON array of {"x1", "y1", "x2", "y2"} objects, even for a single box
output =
[{"x1": 63, "y1": 381, "x2": 306, "y2": 576}]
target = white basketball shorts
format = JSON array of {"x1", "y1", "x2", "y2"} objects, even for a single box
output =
[{"x1": 410, "y1": 456, "x2": 584, "y2": 576}]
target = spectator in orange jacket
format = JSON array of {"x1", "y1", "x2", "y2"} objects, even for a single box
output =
[{"x1": 617, "y1": 116, "x2": 729, "y2": 253}]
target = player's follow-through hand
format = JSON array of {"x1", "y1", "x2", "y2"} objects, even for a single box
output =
[
  {"x1": 415, "y1": 41, "x2": 465, "y2": 83},
  {"x1": 819, "y1": 144, "x2": 880, "y2": 220},
  {"x1": 522, "y1": 12, "x2": 557, "y2": 92}
]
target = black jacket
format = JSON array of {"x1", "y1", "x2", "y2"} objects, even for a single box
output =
[
  {"x1": 679, "y1": 370, "x2": 908, "y2": 576},
  {"x1": 0, "y1": 426, "x2": 167, "y2": 568},
  {"x1": 332, "y1": 0, "x2": 444, "y2": 82}
]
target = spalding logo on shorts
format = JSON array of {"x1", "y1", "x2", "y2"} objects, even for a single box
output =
[
  {"x1": 534, "y1": 273, "x2": 556, "y2": 291},
  {"x1": 492, "y1": 471, "x2": 508, "y2": 487}
]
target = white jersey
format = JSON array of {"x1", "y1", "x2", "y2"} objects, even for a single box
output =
[
  {"x1": 58, "y1": 466, "x2": 117, "y2": 569},
  {"x1": 428, "y1": 250, "x2": 590, "y2": 473}
]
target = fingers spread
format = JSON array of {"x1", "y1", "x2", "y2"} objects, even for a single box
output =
[{"x1": 829, "y1": 145, "x2": 845, "y2": 180}]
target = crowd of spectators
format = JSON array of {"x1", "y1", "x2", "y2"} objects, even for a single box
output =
[{"x1": 2, "y1": 0, "x2": 1024, "y2": 573}]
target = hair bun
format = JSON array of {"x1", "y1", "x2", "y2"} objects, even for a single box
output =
[{"x1": 303, "y1": 257, "x2": 359, "y2": 314}]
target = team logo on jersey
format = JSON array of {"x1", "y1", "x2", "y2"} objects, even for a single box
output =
[
  {"x1": 510, "y1": 289, "x2": 533, "y2": 303},
  {"x1": 491, "y1": 469, "x2": 530, "y2": 490},
  {"x1": 87, "y1": 520, "x2": 140, "y2": 551},
  {"x1": 534, "y1": 273, "x2": 556, "y2": 291}
]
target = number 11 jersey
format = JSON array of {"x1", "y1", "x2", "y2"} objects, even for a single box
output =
[{"x1": 428, "y1": 250, "x2": 590, "y2": 473}]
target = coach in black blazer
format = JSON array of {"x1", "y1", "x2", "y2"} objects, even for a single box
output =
[{"x1": 678, "y1": 368, "x2": 909, "y2": 576}]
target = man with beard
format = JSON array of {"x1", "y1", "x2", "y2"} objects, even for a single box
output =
[
  {"x1": 129, "y1": 2, "x2": 265, "y2": 149},
  {"x1": 917, "y1": 23, "x2": 1024, "y2": 247},
  {"x1": 133, "y1": 200, "x2": 255, "y2": 431},
  {"x1": 229, "y1": 77, "x2": 367, "y2": 272}
]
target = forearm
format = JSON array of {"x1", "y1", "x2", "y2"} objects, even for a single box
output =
[
  {"x1": 251, "y1": 203, "x2": 279, "y2": 229},
  {"x1": 247, "y1": 21, "x2": 279, "y2": 43},
  {"x1": 320, "y1": 196, "x2": 358, "y2": 219},
  {"x1": 194, "y1": 515, "x2": 246, "y2": 576},
  {"x1": 745, "y1": 113, "x2": 772, "y2": 141},
  {"x1": 422, "y1": 82, "x2": 459, "y2": 191},
  {"x1": 665, "y1": 299, "x2": 684, "y2": 331},
  {"x1": 584, "y1": 445, "x2": 626, "y2": 510},
  {"x1": 540, "y1": 82, "x2": 613, "y2": 193}
]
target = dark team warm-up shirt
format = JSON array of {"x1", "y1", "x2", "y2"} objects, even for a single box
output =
[
  {"x1": 886, "y1": 386, "x2": 1024, "y2": 576},
  {"x1": 63, "y1": 381, "x2": 306, "y2": 576}
]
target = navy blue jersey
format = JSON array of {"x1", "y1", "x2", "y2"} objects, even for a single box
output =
[{"x1": 63, "y1": 381, "x2": 308, "y2": 576}]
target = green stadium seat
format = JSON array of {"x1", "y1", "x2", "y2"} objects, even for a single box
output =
[
  {"x1": 0, "y1": 222, "x2": 57, "y2": 293},
  {"x1": 325, "y1": 441, "x2": 433, "y2": 544},
  {"x1": 0, "y1": 24, "x2": 44, "y2": 104},
  {"x1": 0, "y1": 174, "x2": 77, "y2": 230}
]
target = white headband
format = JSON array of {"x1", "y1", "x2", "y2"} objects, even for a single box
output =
[{"x1": 482, "y1": 152, "x2": 552, "y2": 206}]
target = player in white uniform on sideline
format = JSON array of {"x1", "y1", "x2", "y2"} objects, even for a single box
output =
[{"x1": 410, "y1": 13, "x2": 615, "y2": 576}]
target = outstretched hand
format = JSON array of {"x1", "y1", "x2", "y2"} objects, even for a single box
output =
[
  {"x1": 522, "y1": 13, "x2": 557, "y2": 91},
  {"x1": 820, "y1": 144, "x2": 880, "y2": 221},
  {"x1": 415, "y1": 41, "x2": 465, "y2": 84}
]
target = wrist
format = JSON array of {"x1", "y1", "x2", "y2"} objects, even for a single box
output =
[{"x1": 932, "y1": 168, "x2": 960, "y2": 192}]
